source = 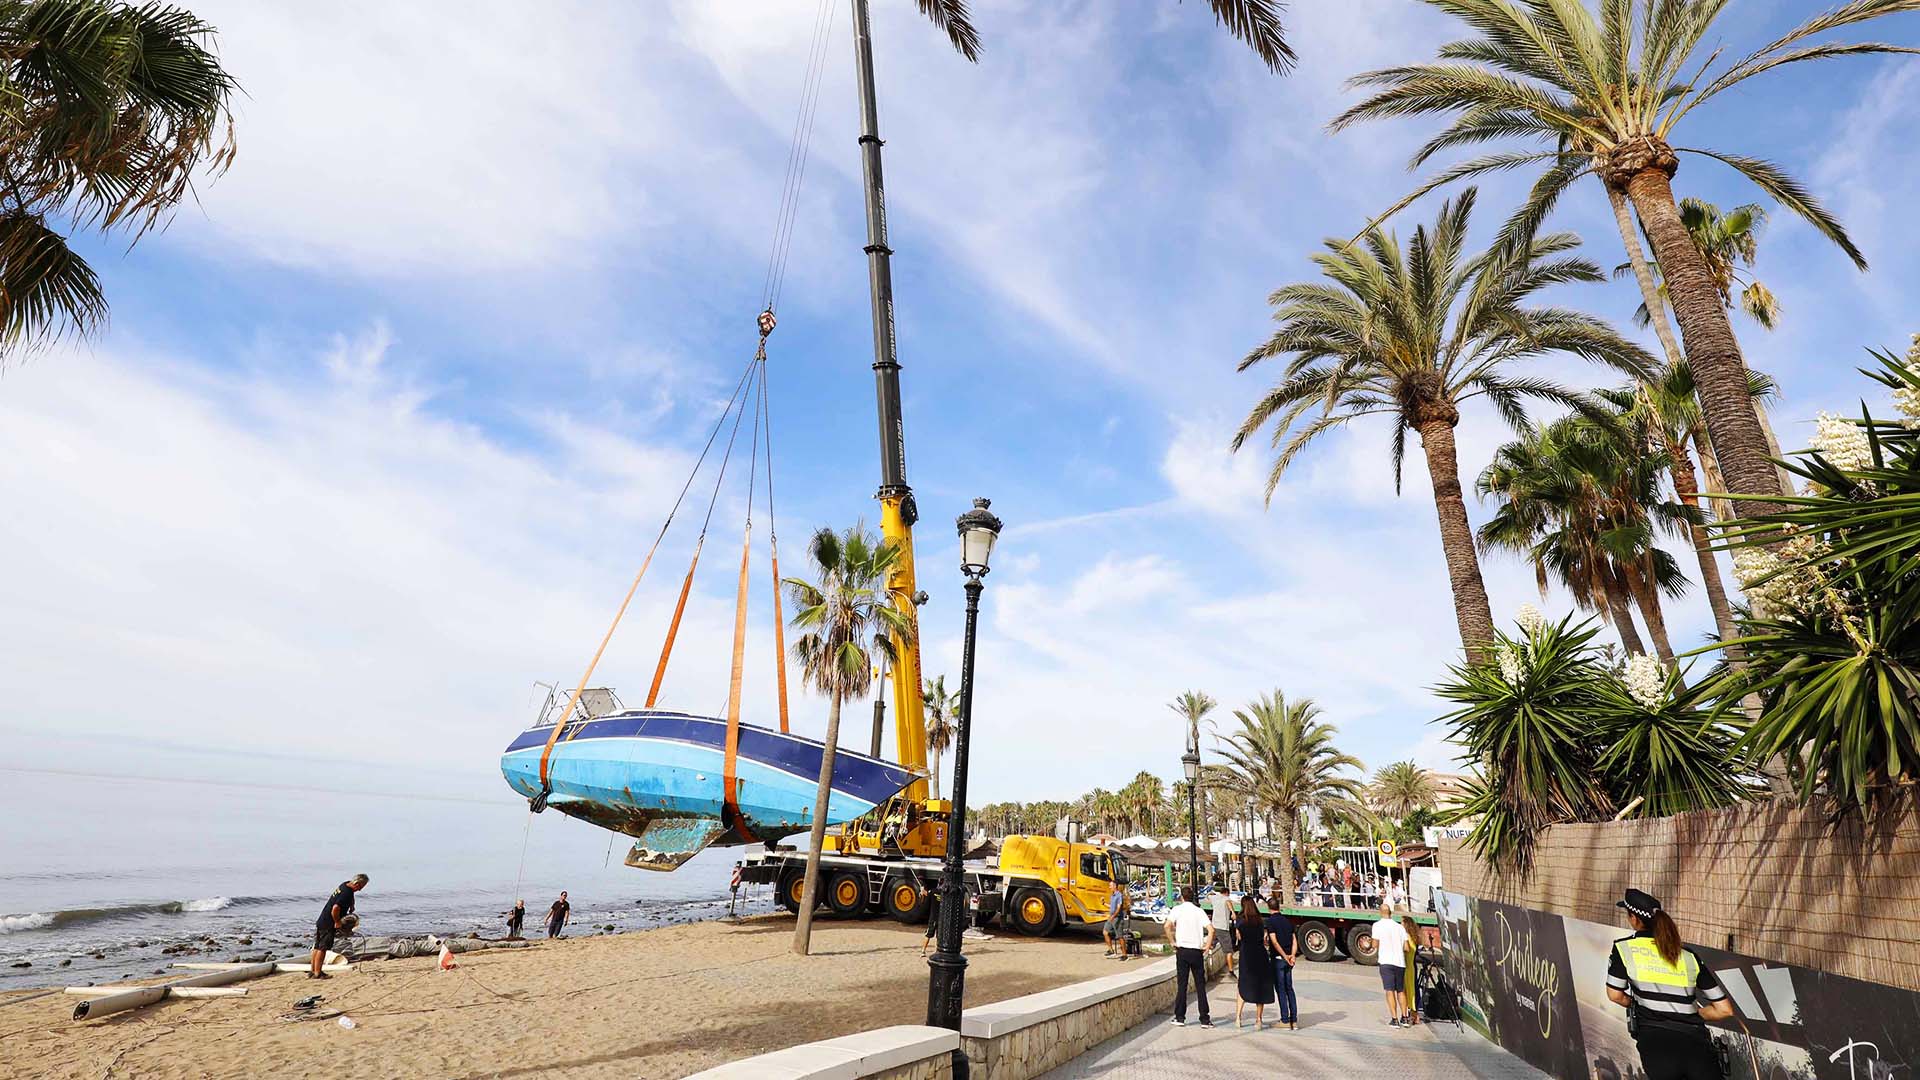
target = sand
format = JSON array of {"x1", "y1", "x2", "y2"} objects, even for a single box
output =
[{"x1": 0, "y1": 916, "x2": 1124, "y2": 1079}]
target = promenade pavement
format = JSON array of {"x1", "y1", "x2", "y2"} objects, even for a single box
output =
[{"x1": 1040, "y1": 957, "x2": 1549, "y2": 1080}]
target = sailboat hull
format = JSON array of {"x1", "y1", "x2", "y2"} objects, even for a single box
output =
[{"x1": 500, "y1": 709, "x2": 912, "y2": 870}]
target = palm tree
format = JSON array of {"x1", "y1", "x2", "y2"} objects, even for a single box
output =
[
  {"x1": 912, "y1": 0, "x2": 1293, "y2": 71},
  {"x1": 785, "y1": 524, "x2": 915, "y2": 956},
  {"x1": 1232, "y1": 189, "x2": 1653, "y2": 662},
  {"x1": 0, "y1": 0, "x2": 237, "y2": 357},
  {"x1": 1622, "y1": 200, "x2": 1781, "y2": 332},
  {"x1": 1212, "y1": 692, "x2": 1372, "y2": 902},
  {"x1": 922, "y1": 674, "x2": 956, "y2": 801},
  {"x1": 1371, "y1": 760, "x2": 1438, "y2": 820},
  {"x1": 1478, "y1": 412, "x2": 1691, "y2": 662},
  {"x1": 1168, "y1": 690, "x2": 1216, "y2": 758},
  {"x1": 1330, "y1": 0, "x2": 1920, "y2": 510}
]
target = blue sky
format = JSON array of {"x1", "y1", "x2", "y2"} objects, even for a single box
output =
[{"x1": 4, "y1": 0, "x2": 1919, "y2": 809}]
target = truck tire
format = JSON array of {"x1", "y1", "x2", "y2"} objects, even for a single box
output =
[
  {"x1": 826, "y1": 871, "x2": 867, "y2": 916},
  {"x1": 1346, "y1": 923, "x2": 1380, "y2": 966},
  {"x1": 778, "y1": 870, "x2": 810, "y2": 913},
  {"x1": 1008, "y1": 889, "x2": 1059, "y2": 936},
  {"x1": 885, "y1": 875, "x2": 932, "y2": 924},
  {"x1": 1297, "y1": 920, "x2": 1338, "y2": 963}
]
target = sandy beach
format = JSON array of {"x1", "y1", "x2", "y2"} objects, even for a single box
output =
[{"x1": 0, "y1": 915, "x2": 1124, "y2": 1079}]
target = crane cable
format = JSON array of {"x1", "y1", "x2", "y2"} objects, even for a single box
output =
[{"x1": 762, "y1": 0, "x2": 836, "y2": 314}]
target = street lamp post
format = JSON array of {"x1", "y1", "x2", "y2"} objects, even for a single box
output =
[
  {"x1": 1242, "y1": 798, "x2": 1254, "y2": 894},
  {"x1": 927, "y1": 498, "x2": 1001, "y2": 1076},
  {"x1": 1181, "y1": 747, "x2": 1200, "y2": 896}
]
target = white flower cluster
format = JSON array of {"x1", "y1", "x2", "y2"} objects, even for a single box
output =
[
  {"x1": 1515, "y1": 603, "x2": 1547, "y2": 636},
  {"x1": 1895, "y1": 334, "x2": 1920, "y2": 429},
  {"x1": 1497, "y1": 644, "x2": 1524, "y2": 687},
  {"x1": 1622, "y1": 654, "x2": 1666, "y2": 711},
  {"x1": 1731, "y1": 535, "x2": 1832, "y2": 621},
  {"x1": 1811, "y1": 411, "x2": 1873, "y2": 472}
]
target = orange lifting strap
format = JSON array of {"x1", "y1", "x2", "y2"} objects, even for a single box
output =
[{"x1": 760, "y1": 349, "x2": 792, "y2": 734}]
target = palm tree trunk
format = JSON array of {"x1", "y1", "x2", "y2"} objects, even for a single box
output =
[
  {"x1": 1280, "y1": 810, "x2": 1298, "y2": 903},
  {"x1": 1623, "y1": 557, "x2": 1676, "y2": 665},
  {"x1": 792, "y1": 692, "x2": 845, "y2": 956},
  {"x1": 1602, "y1": 567, "x2": 1648, "y2": 656},
  {"x1": 1604, "y1": 182, "x2": 1686, "y2": 369},
  {"x1": 1416, "y1": 413, "x2": 1497, "y2": 664},
  {"x1": 1691, "y1": 425, "x2": 1740, "y2": 525},
  {"x1": 1665, "y1": 437, "x2": 1742, "y2": 656},
  {"x1": 1612, "y1": 147, "x2": 1783, "y2": 507},
  {"x1": 928, "y1": 744, "x2": 942, "y2": 802}
]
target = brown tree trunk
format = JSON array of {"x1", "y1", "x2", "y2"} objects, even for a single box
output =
[
  {"x1": 928, "y1": 741, "x2": 943, "y2": 802},
  {"x1": 1665, "y1": 438, "x2": 1743, "y2": 657},
  {"x1": 1280, "y1": 811, "x2": 1298, "y2": 904},
  {"x1": 1416, "y1": 411, "x2": 1497, "y2": 665},
  {"x1": 1608, "y1": 141, "x2": 1783, "y2": 509},
  {"x1": 1623, "y1": 557, "x2": 1676, "y2": 665},
  {"x1": 792, "y1": 692, "x2": 845, "y2": 956},
  {"x1": 1602, "y1": 567, "x2": 1647, "y2": 656}
]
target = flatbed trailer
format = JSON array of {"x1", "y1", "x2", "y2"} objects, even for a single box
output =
[{"x1": 1226, "y1": 899, "x2": 1439, "y2": 966}]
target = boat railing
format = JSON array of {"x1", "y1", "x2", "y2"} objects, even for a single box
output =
[{"x1": 528, "y1": 682, "x2": 625, "y2": 729}]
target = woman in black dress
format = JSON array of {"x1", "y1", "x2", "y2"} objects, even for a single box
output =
[{"x1": 1233, "y1": 894, "x2": 1276, "y2": 1028}]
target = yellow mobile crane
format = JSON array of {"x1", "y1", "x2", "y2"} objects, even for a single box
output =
[{"x1": 739, "y1": 1, "x2": 1123, "y2": 937}]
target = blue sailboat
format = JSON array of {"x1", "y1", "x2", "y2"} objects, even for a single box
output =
[{"x1": 500, "y1": 691, "x2": 913, "y2": 870}]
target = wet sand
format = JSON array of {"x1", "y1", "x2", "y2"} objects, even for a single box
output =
[{"x1": 0, "y1": 915, "x2": 1121, "y2": 1079}]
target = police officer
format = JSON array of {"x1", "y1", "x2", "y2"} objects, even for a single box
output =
[{"x1": 1605, "y1": 889, "x2": 1734, "y2": 1079}]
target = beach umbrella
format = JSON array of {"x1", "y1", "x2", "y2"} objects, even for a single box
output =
[{"x1": 1117, "y1": 834, "x2": 1157, "y2": 849}]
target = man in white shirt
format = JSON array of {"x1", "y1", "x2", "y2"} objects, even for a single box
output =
[
  {"x1": 1388, "y1": 880, "x2": 1407, "y2": 909},
  {"x1": 1370, "y1": 902, "x2": 1413, "y2": 1028},
  {"x1": 1163, "y1": 886, "x2": 1216, "y2": 1028}
]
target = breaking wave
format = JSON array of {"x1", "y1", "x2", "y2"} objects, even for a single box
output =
[{"x1": 0, "y1": 896, "x2": 251, "y2": 934}]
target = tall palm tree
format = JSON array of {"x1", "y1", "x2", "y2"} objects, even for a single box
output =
[
  {"x1": 1371, "y1": 760, "x2": 1439, "y2": 820},
  {"x1": 1232, "y1": 189, "x2": 1653, "y2": 662},
  {"x1": 912, "y1": 0, "x2": 1294, "y2": 72},
  {"x1": 1168, "y1": 690, "x2": 1216, "y2": 758},
  {"x1": 1212, "y1": 692, "x2": 1372, "y2": 902},
  {"x1": 785, "y1": 524, "x2": 915, "y2": 956},
  {"x1": 922, "y1": 674, "x2": 956, "y2": 801},
  {"x1": 1478, "y1": 413, "x2": 1691, "y2": 662},
  {"x1": 1330, "y1": 0, "x2": 1920, "y2": 510},
  {"x1": 0, "y1": 0, "x2": 237, "y2": 357}
]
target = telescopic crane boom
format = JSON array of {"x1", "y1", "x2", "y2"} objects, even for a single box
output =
[{"x1": 850, "y1": 0, "x2": 929, "y2": 803}]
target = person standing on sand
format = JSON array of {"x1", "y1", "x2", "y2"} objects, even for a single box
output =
[
  {"x1": 547, "y1": 891, "x2": 572, "y2": 939},
  {"x1": 310, "y1": 874, "x2": 366, "y2": 979},
  {"x1": 505, "y1": 900, "x2": 525, "y2": 939},
  {"x1": 1103, "y1": 879, "x2": 1130, "y2": 959},
  {"x1": 1164, "y1": 886, "x2": 1215, "y2": 1028}
]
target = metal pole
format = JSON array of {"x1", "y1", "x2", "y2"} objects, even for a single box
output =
[
  {"x1": 871, "y1": 675, "x2": 887, "y2": 759},
  {"x1": 849, "y1": 0, "x2": 908, "y2": 502},
  {"x1": 1187, "y1": 772, "x2": 1198, "y2": 894},
  {"x1": 927, "y1": 575, "x2": 981, "y2": 1076}
]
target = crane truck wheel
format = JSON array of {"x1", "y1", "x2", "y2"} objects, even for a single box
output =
[
  {"x1": 1346, "y1": 923, "x2": 1381, "y2": 966},
  {"x1": 826, "y1": 871, "x2": 867, "y2": 916},
  {"x1": 1008, "y1": 889, "x2": 1059, "y2": 936},
  {"x1": 884, "y1": 875, "x2": 931, "y2": 923},
  {"x1": 1297, "y1": 921, "x2": 1338, "y2": 963},
  {"x1": 778, "y1": 870, "x2": 817, "y2": 913}
]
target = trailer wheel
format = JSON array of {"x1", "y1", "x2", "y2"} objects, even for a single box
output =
[
  {"x1": 1346, "y1": 923, "x2": 1380, "y2": 966},
  {"x1": 1298, "y1": 920, "x2": 1338, "y2": 963},
  {"x1": 885, "y1": 875, "x2": 931, "y2": 923},
  {"x1": 826, "y1": 871, "x2": 867, "y2": 916},
  {"x1": 1009, "y1": 889, "x2": 1059, "y2": 936}
]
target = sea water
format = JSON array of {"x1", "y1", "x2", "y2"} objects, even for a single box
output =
[{"x1": 0, "y1": 731, "x2": 773, "y2": 990}]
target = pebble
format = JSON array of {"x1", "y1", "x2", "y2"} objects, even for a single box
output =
[
  {"x1": 9, "y1": 961, "x2": 28, "y2": 968},
  {"x1": 133, "y1": 940, "x2": 149, "y2": 948},
  {"x1": 60, "y1": 959, "x2": 72, "y2": 967},
  {"x1": 91, "y1": 952, "x2": 106, "y2": 960},
  {"x1": 238, "y1": 937, "x2": 253, "y2": 945}
]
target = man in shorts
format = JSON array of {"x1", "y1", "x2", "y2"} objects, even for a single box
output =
[
  {"x1": 311, "y1": 874, "x2": 367, "y2": 979},
  {"x1": 1370, "y1": 901, "x2": 1413, "y2": 1027},
  {"x1": 1103, "y1": 880, "x2": 1131, "y2": 959}
]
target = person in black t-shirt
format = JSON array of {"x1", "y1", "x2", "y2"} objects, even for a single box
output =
[
  {"x1": 505, "y1": 899, "x2": 526, "y2": 939},
  {"x1": 310, "y1": 874, "x2": 367, "y2": 978},
  {"x1": 547, "y1": 891, "x2": 572, "y2": 938},
  {"x1": 1264, "y1": 907, "x2": 1299, "y2": 1029}
]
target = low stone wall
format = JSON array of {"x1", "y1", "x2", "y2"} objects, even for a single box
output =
[
  {"x1": 959, "y1": 947, "x2": 1225, "y2": 1080},
  {"x1": 684, "y1": 947, "x2": 1224, "y2": 1080},
  {"x1": 684, "y1": 1024, "x2": 957, "y2": 1080},
  {"x1": 1437, "y1": 796, "x2": 1920, "y2": 991}
]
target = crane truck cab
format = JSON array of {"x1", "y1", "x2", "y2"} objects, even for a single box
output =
[{"x1": 992, "y1": 837, "x2": 1126, "y2": 937}]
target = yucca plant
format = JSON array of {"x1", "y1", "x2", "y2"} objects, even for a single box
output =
[
  {"x1": 1592, "y1": 656, "x2": 1751, "y2": 818},
  {"x1": 1710, "y1": 341, "x2": 1920, "y2": 818},
  {"x1": 1437, "y1": 617, "x2": 1616, "y2": 871}
]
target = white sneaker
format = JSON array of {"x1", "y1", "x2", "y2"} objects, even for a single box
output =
[{"x1": 1169, "y1": 1017, "x2": 1186, "y2": 1026}]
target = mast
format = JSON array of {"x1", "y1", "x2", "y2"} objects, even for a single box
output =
[{"x1": 850, "y1": 0, "x2": 929, "y2": 801}]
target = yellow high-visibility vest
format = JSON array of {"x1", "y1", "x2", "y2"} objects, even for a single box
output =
[{"x1": 1614, "y1": 937, "x2": 1701, "y2": 1020}]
